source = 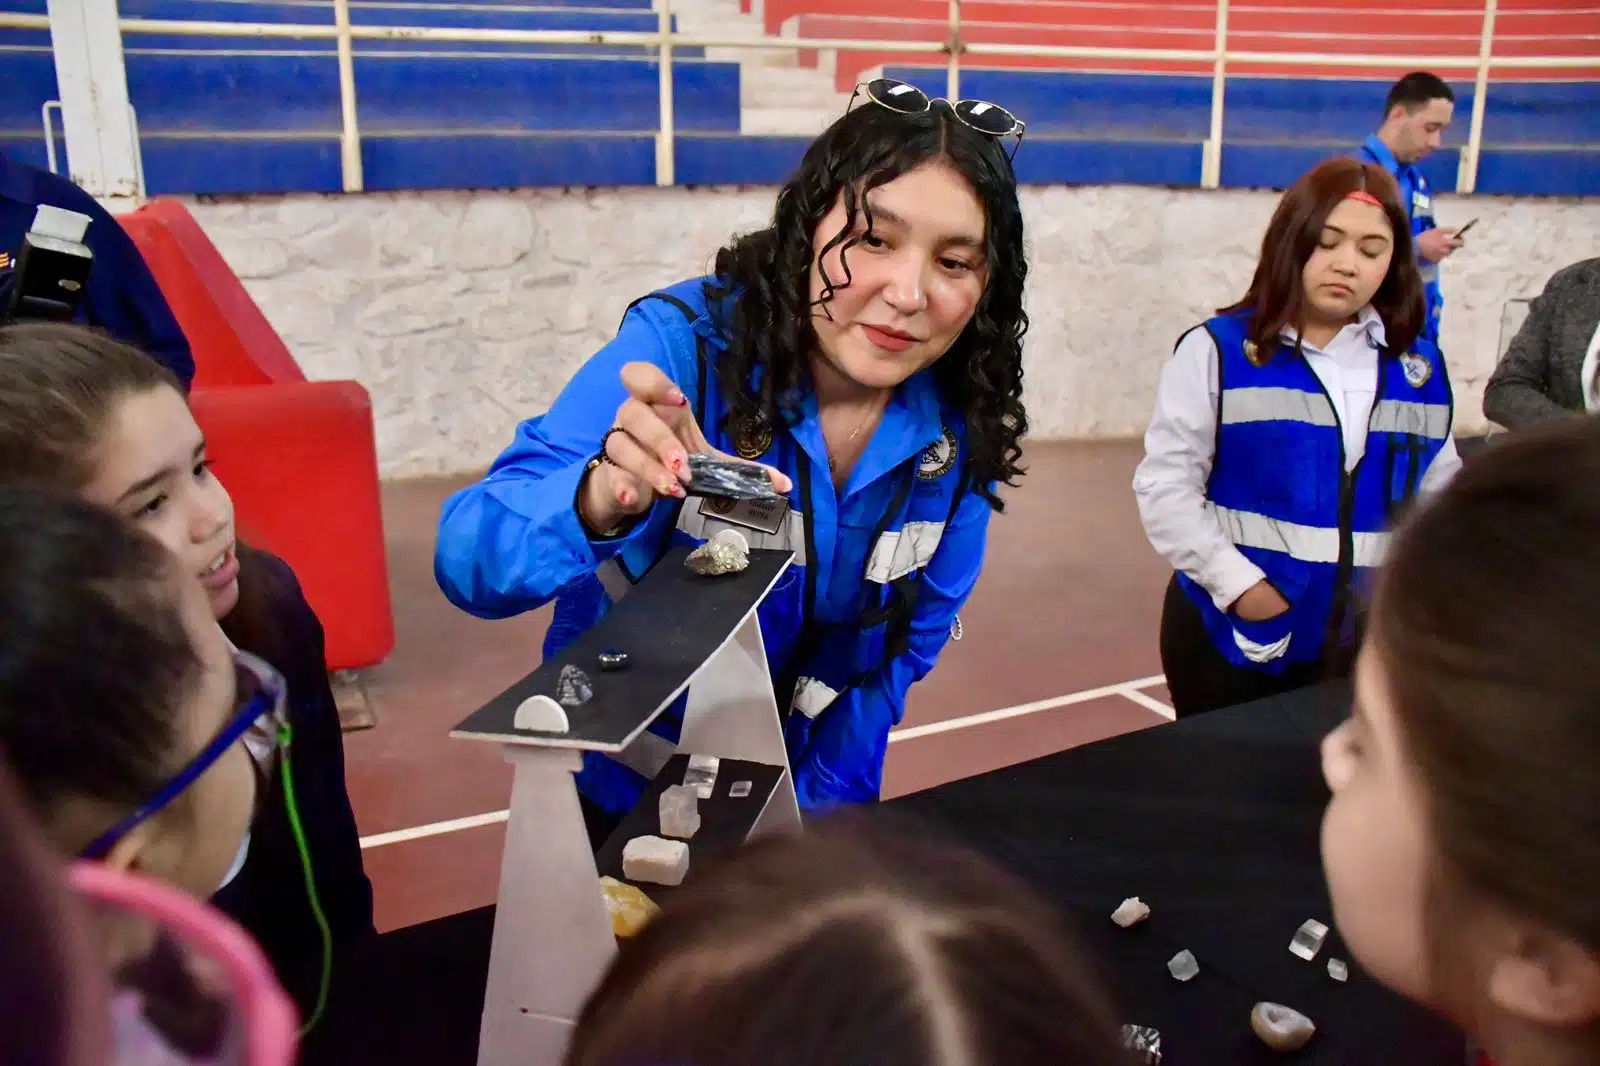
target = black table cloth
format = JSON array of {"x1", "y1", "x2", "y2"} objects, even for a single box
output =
[
  {"x1": 299, "y1": 684, "x2": 1462, "y2": 1065},
  {"x1": 884, "y1": 683, "x2": 1463, "y2": 1065}
]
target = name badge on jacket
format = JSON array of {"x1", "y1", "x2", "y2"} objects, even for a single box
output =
[
  {"x1": 698, "y1": 494, "x2": 790, "y2": 535},
  {"x1": 1412, "y1": 190, "x2": 1432, "y2": 217}
]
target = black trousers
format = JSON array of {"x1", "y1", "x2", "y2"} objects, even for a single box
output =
[{"x1": 1158, "y1": 574, "x2": 1353, "y2": 718}]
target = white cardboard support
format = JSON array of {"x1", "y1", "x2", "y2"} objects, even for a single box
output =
[
  {"x1": 46, "y1": 0, "x2": 143, "y2": 203},
  {"x1": 476, "y1": 602, "x2": 801, "y2": 1066},
  {"x1": 477, "y1": 747, "x2": 616, "y2": 1066}
]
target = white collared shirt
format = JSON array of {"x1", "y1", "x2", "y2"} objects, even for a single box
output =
[{"x1": 1133, "y1": 307, "x2": 1463, "y2": 611}]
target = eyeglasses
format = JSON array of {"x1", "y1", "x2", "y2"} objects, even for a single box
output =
[
  {"x1": 70, "y1": 860, "x2": 299, "y2": 1066},
  {"x1": 81, "y1": 651, "x2": 290, "y2": 862},
  {"x1": 849, "y1": 77, "x2": 1026, "y2": 159}
]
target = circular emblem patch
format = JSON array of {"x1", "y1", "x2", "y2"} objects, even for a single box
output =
[
  {"x1": 916, "y1": 425, "x2": 958, "y2": 481},
  {"x1": 1399, "y1": 351, "x2": 1433, "y2": 388},
  {"x1": 704, "y1": 496, "x2": 737, "y2": 517},
  {"x1": 731, "y1": 414, "x2": 773, "y2": 460}
]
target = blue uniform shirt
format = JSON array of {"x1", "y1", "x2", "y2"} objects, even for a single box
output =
[
  {"x1": 435, "y1": 279, "x2": 993, "y2": 811},
  {"x1": 1358, "y1": 134, "x2": 1443, "y2": 344},
  {"x1": 0, "y1": 154, "x2": 194, "y2": 389}
]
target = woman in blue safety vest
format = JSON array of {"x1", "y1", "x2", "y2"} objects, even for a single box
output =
[
  {"x1": 435, "y1": 78, "x2": 1030, "y2": 836},
  {"x1": 1134, "y1": 156, "x2": 1462, "y2": 718}
]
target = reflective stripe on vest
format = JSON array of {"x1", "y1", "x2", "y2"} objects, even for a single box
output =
[
  {"x1": 1370, "y1": 398, "x2": 1451, "y2": 437},
  {"x1": 864, "y1": 520, "x2": 947, "y2": 584},
  {"x1": 1208, "y1": 503, "x2": 1391, "y2": 568}
]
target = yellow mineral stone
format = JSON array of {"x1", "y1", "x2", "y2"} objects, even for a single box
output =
[{"x1": 600, "y1": 875, "x2": 661, "y2": 938}]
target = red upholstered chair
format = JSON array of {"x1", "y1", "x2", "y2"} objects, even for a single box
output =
[{"x1": 120, "y1": 199, "x2": 394, "y2": 671}]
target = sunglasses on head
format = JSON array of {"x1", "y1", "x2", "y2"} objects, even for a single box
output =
[{"x1": 849, "y1": 77, "x2": 1026, "y2": 159}]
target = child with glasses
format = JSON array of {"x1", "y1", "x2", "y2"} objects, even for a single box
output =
[{"x1": 0, "y1": 323, "x2": 373, "y2": 1024}]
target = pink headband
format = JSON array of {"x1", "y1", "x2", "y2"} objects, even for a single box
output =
[{"x1": 1346, "y1": 190, "x2": 1383, "y2": 207}]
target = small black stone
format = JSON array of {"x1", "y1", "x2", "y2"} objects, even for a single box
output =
[{"x1": 597, "y1": 649, "x2": 630, "y2": 672}]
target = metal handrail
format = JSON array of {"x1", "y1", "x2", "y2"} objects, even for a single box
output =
[{"x1": 4, "y1": 4, "x2": 1592, "y2": 194}]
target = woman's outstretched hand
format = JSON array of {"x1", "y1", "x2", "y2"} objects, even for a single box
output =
[{"x1": 577, "y1": 362, "x2": 791, "y2": 536}]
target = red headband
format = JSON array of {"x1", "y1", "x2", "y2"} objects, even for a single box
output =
[{"x1": 1346, "y1": 190, "x2": 1382, "y2": 207}]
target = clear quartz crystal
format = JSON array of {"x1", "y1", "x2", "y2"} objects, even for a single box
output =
[
  {"x1": 729, "y1": 780, "x2": 753, "y2": 798},
  {"x1": 658, "y1": 784, "x2": 702, "y2": 839},
  {"x1": 555, "y1": 663, "x2": 593, "y2": 707},
  {"x1": 1121, "y1": 1025, "x2": 1162, "y2": 1065},
  {"x1": 1167, "y1": 950, "x2": 1199, "y2": 982},
  {"x1": 682, "y1": 753, "x2": 720, "y2": 799},
  {"x1": 1327, "y1": 958, "x2": 1349, "y2": 982},
  {"x1": 1289, "y1": 919, "x2": 1330, "y2": 961}
]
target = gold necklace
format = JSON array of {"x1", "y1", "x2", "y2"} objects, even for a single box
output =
[{"x1": 827, "y1": 399, "x2": 883, "y2": 473}]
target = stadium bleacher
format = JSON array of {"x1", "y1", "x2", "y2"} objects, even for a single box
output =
[{"x1": 1, "y1": 0, "x2": 1595, "y2": 195}]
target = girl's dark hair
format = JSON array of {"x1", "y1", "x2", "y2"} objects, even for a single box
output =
[
  {"x1": 0, "y1": 323, "x2": 284, "y2": 665},
  {"x1": 0, "y1": 485, "x2": 199, "y2": 827},
  {"x1": 707, "y1": 101, "x2": 1029, "y2": 511},
  {"x1": 566, "y1": 811, "x2": 1130, "y2": 1066},
  {"x1": 1374, "y1": 417, "x2": 1600, "y2": 957},
  {"x1": 1221, "y1": 156, "x2": 1426, "y2": 362}
]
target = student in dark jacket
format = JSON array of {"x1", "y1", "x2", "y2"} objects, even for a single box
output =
[
  {"x1": 1483, "y1": 257, "x2": 1600, "y2": 428},
  {"x1": 0, "y1": 321, "x2": 374, "y2": 1020},
  {"x1": 0, "y1": 152, "x2": 194, "y2": 389}
]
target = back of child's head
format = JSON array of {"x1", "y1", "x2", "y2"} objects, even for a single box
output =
[
  {"x1": 0, "y1": 322, "x2": 181, "y2": 491},
  {"x1": 0, "y1": 483, "x2": 198, "y2": 843},
  {"x1": 566, "y1": 811, "x2": 1130, "y2": 1066},
  {"x1": 1366, "y1": 417, "x2": 1599, "y2": 1040}
]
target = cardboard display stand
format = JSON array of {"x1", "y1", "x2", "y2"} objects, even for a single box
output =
[{"x1": 451, "y1": 546, "x2": 804, "y2": 1066}]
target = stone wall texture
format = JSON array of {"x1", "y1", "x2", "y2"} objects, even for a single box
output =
[{"x1": 186, "y1": 186, "x2": 1600, "y2": 480}]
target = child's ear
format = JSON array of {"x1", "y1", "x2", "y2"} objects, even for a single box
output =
[{"x1": 1486, "y1": 922, "x2": 1600, "y2": 1029}]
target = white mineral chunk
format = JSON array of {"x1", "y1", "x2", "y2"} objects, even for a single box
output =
[
  {"x1": 1111, "y1": 896, "x2": 1151, "y2": 928},
  {"x1": 512, "y1": 694, "x2": 569, "y2": 732},
  {"x1": 1289, "y1": 918, "x2": 1329, "y2": 961},
  {"x1": 1250, "y1": 1002, "x2": 1316, "y2": 1051},
  {"x1": 621, "y1": 835, "x2": 690, "y2": 887},
  {"x1": 1327, "y1": 958, "x2": 1349, "y2": 982},
  {"x1": 658, "y1": 784, "x2": 702, "y2": 839},
  {"x1": 686, "y1": 529, "x2": 750, "y2": 576},
  {"x1": 1167, "y1": 950, "x2": 1199, "y2": 982},
  {"x1": 729, "y1": 779, "x2": 753, "y2": 798}
]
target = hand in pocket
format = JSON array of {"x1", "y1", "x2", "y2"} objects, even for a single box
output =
[{"x1": 1232, "y1": 580, "x2": 1291, "y2": 622}]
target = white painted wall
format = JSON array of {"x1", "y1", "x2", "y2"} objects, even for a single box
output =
[{"x1": 186, "y1": 186, "x2": 1600, "y2": 480}]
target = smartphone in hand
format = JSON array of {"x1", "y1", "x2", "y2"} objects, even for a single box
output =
[{"x1": 1455, "y1": 218, "x2": 1480, "y2": 237}]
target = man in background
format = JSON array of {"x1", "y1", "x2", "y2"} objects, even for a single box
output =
[
  {"x1": 0, "y1": 152, "x2": 193, "y2": 389},
  {"x1": 1358, "y1": 71, "x2": 1463, "y2": 344}
]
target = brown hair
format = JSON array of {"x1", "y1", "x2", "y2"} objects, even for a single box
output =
[
  {"x1": 0, "y1": 323, "x2": 284, "y2": 666},
  {"x1": 1374, "y1": 417, "x2": 1600, "y2": 959},
  {"x1": 566, "y1": 811, "x2": 1131, "y2": 1066},
  {"x1": 1220, "y1": 156, "x2": 1426, "y2": 362}
]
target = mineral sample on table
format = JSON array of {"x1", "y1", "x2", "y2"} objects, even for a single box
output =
[
  {"x1": 686, "y1": 529, "x2": 751, "y2": 576},
  {"x1": 684, "y1": 452, "x2": 783, "y2": 502},
  {"x1": 682, "y1": 753, "x2": 720, "y2": 800},
  {"x1": 1327, "y1": 958, "x2": 1349, "y2": 982},
  {"x1": 1250, "y1": 1002, "x2": 1316, "y2": 1052},
  {"x1": 1289, "y1": 918, "x2": 1329, "y2": 961},
  {"x1": 1111, "y1": 896, "x2": 1151, "y2": 928},
  {"x1": 556, "y1": 663, "x2": 594, "y2": 707},
  {"x1": 728, "y1": 779, "x2": 753, "y2": 799},
  {"x1": 599, "y1": 875, "x2": 660, "y2": 938},
  {"x1": 597, "y1": 649, "x2": 629, "y2": 672},
  {"x1": 1121, "y1": 1025, "x2": 1162, "y2": 1065},
  {"x1": 659, "y1": 784, "x2": 702, "y2": 839},
  {"x1": 622, "y1": 835, "x2": 691, "y2": 887},
  {"x1": 1167, "y1": 950, "x2": 1200, "y2": 982}
]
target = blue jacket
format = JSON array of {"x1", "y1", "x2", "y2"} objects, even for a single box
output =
[
  {"x1": 435, "y1": 277, "x2": 992, "y2": 814},
  {"x1": 1176, "y1": 310, "x2": 1453, "y2": 670},
  {"x1": 0, "y1": 153, "x2": 194, "y2": 389},
  {"x1": 1358, "y1": 135, "x2": 1443, "y2": 344}
]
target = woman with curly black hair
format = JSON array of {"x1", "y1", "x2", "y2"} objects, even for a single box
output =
[{"x1": 436, "y1": 78, "x2": 1029, "y2": 835}]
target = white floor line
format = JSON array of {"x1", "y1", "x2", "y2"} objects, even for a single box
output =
[
  {"x1": 1115, "y1": 684, "x2": 1177, "y2": 722},
  {"x1": 888, "y1": 673, "x2": 1167, "y2": 743},
  {"x1": 359, "y1": 671, "x2": 1170, "y2": 850},
  {"x1": 360, "y1": 809, "x2": 508, "y2": 850}
]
